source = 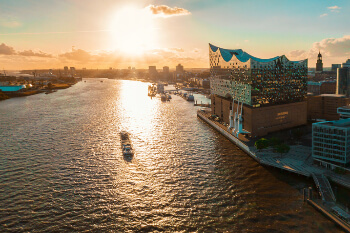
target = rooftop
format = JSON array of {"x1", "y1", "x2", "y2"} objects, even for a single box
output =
[
  {"x1": 316, "y1": 118, "x2": 350, "y2": 128},
  {"x1": 209, "y1": 43, "x2": 306, "y2": 64}
]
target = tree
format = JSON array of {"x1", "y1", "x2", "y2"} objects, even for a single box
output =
[
  {"x1": 269, "y1": 137, "x2": 282, "y2": 148},
  {"x1": 275, "y1": 144, "x2": 290, "y2": 157},
  {"x1": 255, "y1": 138, "x2": 269, "y2": 151}
]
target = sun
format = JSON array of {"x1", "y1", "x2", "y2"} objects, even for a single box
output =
[{"x1": 109, "y1": 6, "x2": 157, "y2": 56}]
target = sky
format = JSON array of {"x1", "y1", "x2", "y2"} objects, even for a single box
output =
[{"x1": 0, "y1": 0, "x2": 349, "y2": 70}]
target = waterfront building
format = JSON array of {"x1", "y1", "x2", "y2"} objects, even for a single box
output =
[
  {"x1": 312, "y1": 118, "x2": 350, "y2": 168},
  {"x1": 307, "y1": 94, "x2": 350, "y2": 121},
  {"x1": 64, "y1": 66, "x2": 69, "y2": 75},
  {"x1": 316, "y1": 51, "x2": 323, "y2": 73},
  {"x1": 209, "y1": 43, "x2": 308, "y2": 137},
  {"x1": 336, "y1": 59, "x2": 350, "y2": 96}
]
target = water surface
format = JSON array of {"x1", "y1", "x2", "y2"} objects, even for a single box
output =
[{"x1": 0, "y1": 79, "x2": 342, "y2": 232}]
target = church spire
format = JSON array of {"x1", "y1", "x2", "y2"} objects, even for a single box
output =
[{"x1": 316, "y1": 51, "x2": 323, "y2": 72}]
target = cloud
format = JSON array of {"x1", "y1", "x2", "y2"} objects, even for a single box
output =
[
  {"x1": 146, "y1": 5, "x2": 191, "y2": 17},
  {"x1": 288, "y1": 35, "x2": 350, "y2": 64},
  {"x1": 59, "y1": 48, "x2": 92, "y2": 61},
  {"x1": 0, "y1": 42, "x2": 207, "y2": 69},
  {"x1": 169, "y1": 47, "x2": 184, "y2": 52},
  {"x1": 328, "y1": 6, "x2": 341, "y2": 10},
  {"x1": 320, "y1": 13, "x2": 328, "y2": 18},
  {"x1": 288, "y1": 50, "x2": 307, "y2": 58},
  {"x1": 0, "y1": 43, "x2": 16, "y2": 55},
  {"x1": 18, "y1": 50, "x2": 53, "y2": 58},
  {"x1": 328, "y1": 5, "x2": 341, "y2": 12},
  {"x1": 311, "y1": 35, "x2": 350, "y2": 57}
]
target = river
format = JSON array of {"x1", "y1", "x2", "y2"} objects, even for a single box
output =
[{"x1": 0, "y1": 79, "x2": 343, "y2": 232}]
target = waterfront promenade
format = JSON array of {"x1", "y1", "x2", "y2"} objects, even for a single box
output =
[{"x1": 197, "y1": 108, "x2": 350, "y2": 230}]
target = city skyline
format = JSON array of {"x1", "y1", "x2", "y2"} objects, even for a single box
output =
[{"x1": 0, "y1": 0, "x2": 349, "y2": 69}]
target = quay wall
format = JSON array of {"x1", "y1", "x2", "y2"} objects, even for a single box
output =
[
  {"x1": 307, "y1": 200, "x2": 350, "y2": 233},
  {"x1": 198, "y1": 110, "x2": 312, "y2": 177},
  {"x1": 197, "y1": 110, "x2": 260, "y2": 162}
]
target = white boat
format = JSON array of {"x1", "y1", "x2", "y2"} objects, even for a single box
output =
[{"x1": 120, "y1": 131, "x2": 133, "y2": 156}]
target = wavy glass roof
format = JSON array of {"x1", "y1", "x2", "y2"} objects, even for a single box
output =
[{"x1": 209, "y1": 43, "x2": 305, "y2": 63}]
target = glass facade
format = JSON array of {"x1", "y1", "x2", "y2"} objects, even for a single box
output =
[
  {"x1": 210, "y1": 44, "x2": 308, "y2": 107},
  {"x1": 312, "y1": 119, "x2": 350, "y2": 167}
]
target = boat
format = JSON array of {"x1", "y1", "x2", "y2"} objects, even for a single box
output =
[
  {"x1": 160, "y1": 93, "x2": 167, "y2": 101},
  {"x1": 120, "y1": 131, "x2": 133, "y2": 156},
  {"x1": 187, "y1": 92, "x2": 194, "y2": 101},
  {"x1": 148, "y1": 84, "x2": 156, "y2": 97}
]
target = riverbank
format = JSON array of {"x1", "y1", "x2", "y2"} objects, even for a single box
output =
[
  {"x1": 0, "y1": 92, "x2": 9, "y2": 100},
  {"x1": 0, "y1": 83, "x2": 74, "y2": 100},
  {"x1": 197, "y1": 108, "x2": 350, "y2": 230}
]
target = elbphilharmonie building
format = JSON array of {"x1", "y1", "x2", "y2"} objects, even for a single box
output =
[{"x1": 209, "y1": 44, "x2": 308, "y2": 137}]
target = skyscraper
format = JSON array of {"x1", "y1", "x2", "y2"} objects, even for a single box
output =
[
  {"x1": 176, "y1": 64, "x2": 184, "y2": 74},
  {"x1": 149, "y1": 66, "x2": 158, "y2": 80},
  {"x1": 163, "y1": 66, "x2": 169, "y2": 74}
]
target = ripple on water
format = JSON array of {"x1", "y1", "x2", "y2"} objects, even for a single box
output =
[{"x1": 0, "y1": 80, "x2": 343, "y2": 232}]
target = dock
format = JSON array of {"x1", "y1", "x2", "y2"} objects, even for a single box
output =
[{"x1": 194, "y1": 103, "x2": 211, "y2": 107}]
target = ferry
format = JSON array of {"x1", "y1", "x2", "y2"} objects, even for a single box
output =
[{"x1": 120, "y1": 131, "x2": 133, "y2": 156}]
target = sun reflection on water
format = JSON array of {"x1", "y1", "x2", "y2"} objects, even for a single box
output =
[{"x1": 119, "y1": 80, "x2": 161, "y2": 143}]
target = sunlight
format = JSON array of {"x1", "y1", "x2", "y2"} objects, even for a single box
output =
[{"x1": 110, "y1": 6, "x2": 157, "y2": 56}]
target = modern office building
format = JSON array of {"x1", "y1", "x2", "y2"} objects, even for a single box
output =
[
  {"x1": 336, "y1": 59, "x2": 350, "y2": 96},
  {"x1": 209, "y1": 43, "x2": 308, "y2": 137},
  {"x1": 316, "y1": 51, "x2": 323, "y2": 72},
  {"x1": 312, "y1": 119, "x2": 350, "y2": 168}
]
